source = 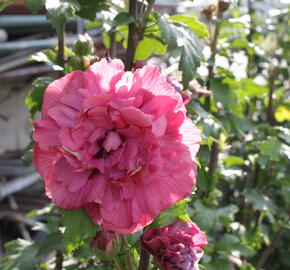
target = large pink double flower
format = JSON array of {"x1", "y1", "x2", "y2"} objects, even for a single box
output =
[{"x1": 33, "y1": 59, "x2": 201, "y2": 234}]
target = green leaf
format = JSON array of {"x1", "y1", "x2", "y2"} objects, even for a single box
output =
[
  {"x1": 192, "y1": 200, "x2": 218, "y2": 230},
  {"x1": 158, "y1": 17, "x2": 202, "y2": 89},
  {"x1": 240, "y1": 78, "x2": 268, "y2": 98},
  {"x1": 222, "y1": 156, "x2": 245, "y2": 167},
  {"x1": 151, "y1": 200, "x2": 190, "y2": 228},
  {"x1": 217, "y1": 205, "x2": 239, "y2": 221},
  {"x1": 0, "y1": 0, "x2": 19, "y2": 11},
  {"x1": 211, "y1": 78, "x2": 244, "y2": 117},
  {"x1": 134, "y1": 37, "x2": 166, "y2": 61},
  {"x1": 243, "y1": 189, "x2": 277, "y2": 213},
  {"x1": 112, "y1": 12, "x2": 134, "y2": 28},
  {"x1": 25, "y1": 77, "x2": 53, "y2": 121},
  {"x1": 29, "y1": 49, "x2": 62, "y2": 70},
  {"x1": 216, "y1": 234, "x2": 240, "y2": 251},
  {"x1": 37, "y1": 232, "x2": 65, "y2": 256},
  {"x1": 76, "y1": 0, "x2": 109, "y2": 21},
  {"x1": 61, "y1": 208, "x2": 97, "y2": 255},
  {"x1": 21, "y1": 140, "x2": 34, "y2": 166},
  {"x1": 24, "y1": 0, "x2": 43, "y2": 13},
  {"x1": 205, "y1": 259, "x2": 234, "y2": 270},
  {"x1": 169, "y1": 15, "x2": 209, "y2": 38},
  {"x1": 0, "y1": 239, "x2": 42, "y2": 270}
]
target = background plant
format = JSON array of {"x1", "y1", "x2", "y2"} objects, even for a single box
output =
[{"x1": 0, "y1": 0, "x2": 289, "y2": 270}]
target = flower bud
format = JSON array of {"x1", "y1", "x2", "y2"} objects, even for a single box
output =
[
  {"x1": 73, "y1": 34, "x2": 94, "y2": 56},
  {"x1": 140, "y1": 220, "x2": 207, "y2": 270},
  {"x1": 90, "y1": 229, "x2": 116, "y2": 255}
]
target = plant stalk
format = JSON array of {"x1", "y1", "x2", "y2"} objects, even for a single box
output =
[
  {"x1": 121, "y1": 235, "x2": 134, "y2": 270},
  {"x1": 54, "y1": 251, "x2": 63, "y2": 270},
  {"x1": 138, "y1": 247, "x2": 151, "y2": 270},
  {"x1": 125, "y1": 0, "x2": 155, "y2": 71},
  {"x1": 266, "y1": 66, "x2": 276, "y2": 125}
]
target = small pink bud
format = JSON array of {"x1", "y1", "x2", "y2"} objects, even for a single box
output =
[{"x1": 91, "y1": 229, "x2": 116, "y2": 255}]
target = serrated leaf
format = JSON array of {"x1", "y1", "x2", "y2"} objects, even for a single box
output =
[
  {"x1": 243, "y1": 189, "x2": 277, "y2": 213},
  {"x1": 169, "y1": 15, "x2": 209, "y2": 37},
  {"x1": 24, "y1": 0, "x2": 43, "y2": 13},
  {"x1": 25, "y1": 77, "x2": 53, "y2": 121},
  {"x1": 159, "y1": 17, "x2": 202, "y2": 89},
  {"x1": 61, "y1": 208, "x2": 97, "y2": 255},
  {"x1": 151, "y1": 200, "x2": 190, "y2": 228}
]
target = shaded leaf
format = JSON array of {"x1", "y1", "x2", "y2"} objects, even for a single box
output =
[
  {"x1": 24, "y1": 0, "x2": 43, "y2": 13},
  {"x1": 25, "y1": 77, "x2": 53, "y2": 121},
  {"x1": 243, "y1": 189, "x2": 277, "y2": 213},
  {"x1": 112, "y1": 12, "x2": 134, "y2": 28},
  {"x1": 76, "y1": 0, "x2": 109, "y2": 21},
  {"x1": 61, "y1": 208, "x2": 97, "y2": 255}
]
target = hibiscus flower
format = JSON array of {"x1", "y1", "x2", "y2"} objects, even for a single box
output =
[{"x1": 33, "y1": 58, "x2": 201, "y2": 234}]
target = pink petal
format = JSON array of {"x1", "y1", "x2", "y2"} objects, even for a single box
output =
[
  {"x1": 87, "y1": 58, "x2": 124, "y2": 93},
  {"x1": 103, "y1": 131, "x2": 123, "y2": 152},
  {"x1": 42, "y1": 70, "x2": 85, "y2": 117},
  {"x1": 119, "y1": 106, "x2": 152, "y2": 127},
  {"x1": 33, "y1": 120, "x2": 60, "y2": 150},
  {"x1": 33, "y1": 144, "x2": 59, "y2": 180},
  {"x1": 47, "y1": 104, "x2": 77, "y2": 128}
]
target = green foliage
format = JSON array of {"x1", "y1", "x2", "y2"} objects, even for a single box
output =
[
  {"x1": 76, "y1": 0, "x2": 109, "y2": 21},
  {"x1": 61, "y1": 208, "x2": 98, "y2": 255},
  {"x1": 151, "y1": 200, "x2": 191, "y2": 228},
  {"x1": 159, "y1": 17, "x2": 202, "y2": 89},
  {"x1": 0, "y1": 0, "x2": 19, "y2": 11},
  {"x1": 0, "y1": 239, "x2": 42, "y2": 270},
  {"x1": 24, "y1": 0, "x2": 43, "y2": 13},
  {"x1": 169, "y1": 15, "x2": 209, "y2": 38},
  {"x1": 134, "y1": 37, "x2": 166, "y2": 61},
  {"x1": 2, "y1": 0, "x2": 289, "y2": 270},
  {"x1": 25, "y1": 77, "x2": 53, "y2": 121}
]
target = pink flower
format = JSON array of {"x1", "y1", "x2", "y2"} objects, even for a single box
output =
[
  {"x1": 33, "y1": 58, "x2": 201, "y2": 234},
  {"x1": 90, "y1": 229, "x2": 116, "y2": 254},
  {"x1": 140, "y1": 220, "x2": 207, "y2": 270}
]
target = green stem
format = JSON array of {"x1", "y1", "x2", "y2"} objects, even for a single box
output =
[
  {"x1": 121, "y1": 235, "x2": 134, "y2": 270},
  {"x1": 138, "y1": 247, "x2": 151, "y2": 270}
]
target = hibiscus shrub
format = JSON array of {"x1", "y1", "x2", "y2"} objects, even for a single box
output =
[{"x1": 1, "y1": 0, "x2": 290, "y2": 270}]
